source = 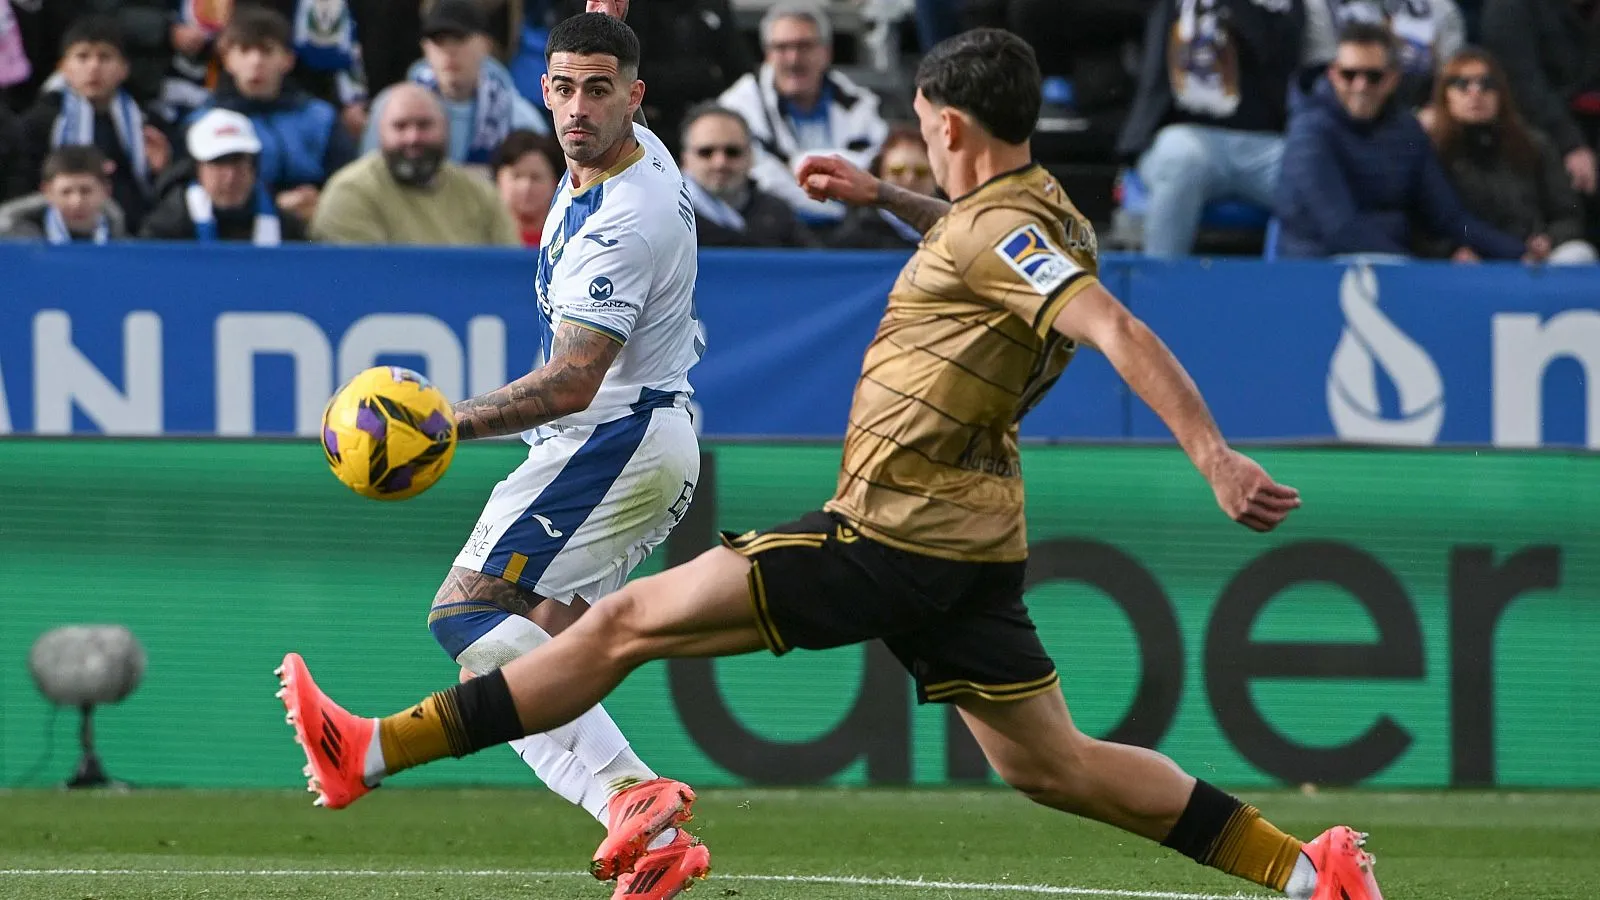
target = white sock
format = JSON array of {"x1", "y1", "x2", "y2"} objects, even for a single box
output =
[
  {"x1": 454, "y1": 614, "x2": 658, "y2": 815},
  {"x1": 1284, "y1": 851, "x2": 1318, "y2": 900},
  {"x1": 363, "y1": 723, "x2": 386, "y2": 787}
]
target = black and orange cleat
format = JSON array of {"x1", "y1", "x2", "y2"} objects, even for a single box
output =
[
  {"x1": 611, "y1": 828, "x2": 711, "y2": 899},
  {"x1": 591, "y1": 778, "x2": 698, "y2": 881},
  {"x1": 274, "y1": 652, "x2": 375, "y2": 810},
  {"x1": 1305, "y1": 825, "x2": 1384, "y2": 900}
]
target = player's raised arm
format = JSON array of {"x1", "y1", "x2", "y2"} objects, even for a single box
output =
[
  {"x1": 1049, "y1": 284, "x2": 1301, "y2": 532},
  {"x1": 453, "y1": 323, "x2": 622, "y2": 440},
  {"x1": 797, "y1": 154, "x2": 950, "y2": 235}
]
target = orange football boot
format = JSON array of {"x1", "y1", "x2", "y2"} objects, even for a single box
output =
[
  {"x1": 611, "y1": 828, "x2": 712, "y2": 899},
  {"x1": 1304, "y1": 825, "x2": 1384, "y2": 900},
  {"x1": 274, "y1": 652, "x2": 375, "y2": 810},
  {"x1": 591, "y1": 778, "x2": 698, "y2": 880}
]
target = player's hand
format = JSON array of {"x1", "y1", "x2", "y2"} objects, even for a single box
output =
[
  {"x1": 797, "y1": 154, "x2": 879, "y2": 206},
  {"x1": 1565, "y1": 146, "x2": 1597, "y2": 195},
  {"x1": 586, "y1": 0, "x2": 630, "y2": 19},
  {"x1": 1206, "y1": 449, "x2": 1300, "y2": 532}
]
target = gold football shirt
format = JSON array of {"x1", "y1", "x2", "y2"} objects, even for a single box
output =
[{"x1": 824, "y1": 164, "x2": 1100, "y2": 562}]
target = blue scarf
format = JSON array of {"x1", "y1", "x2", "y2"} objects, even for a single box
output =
[
  {"x1": 186, "y1": 181, "x2": 282, "y2": 245},
  {"x1": 292, "y1": 0, "x2": 358, "y2": 73},
  {"x1": 408, "y1": 57, "x2": 516, "y2": 165},
  {"x1": 44, "y1": 206, "x2": 109, "y2": 245},
  {"x1": 877, "y1": 207, "x2": 923, "y2": 244},
  {"x1": 685, "y1": 176, "x2": 745, "y2": 232},
  {"x1": 51, "y1": 87, "x2": 149, "y2": 191}
]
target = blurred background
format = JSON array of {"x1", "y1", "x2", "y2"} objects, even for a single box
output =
[{"x1": 1, "y1": 2, "x2": 1598, "y2": 893}]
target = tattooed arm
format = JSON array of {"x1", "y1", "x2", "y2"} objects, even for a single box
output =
[
  {"x1": 453, "y1": 323, "x2": 622, "y2": 440},
  {"x1": 873, "y1": 181, "x2": 950, "y2": 235},
  {"x1": 795, "y1": 155, "x2": 951, "y2": 236}
]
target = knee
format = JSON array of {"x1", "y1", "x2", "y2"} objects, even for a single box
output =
[
  {"x1": 994, "y1": 733, "x2": 1094, "y2": 811},
  {"x1": 584, "y1": 586, "x2": 656, "y2": 669},
  {"x1": 1139, "y1": 125, "x2": 1215, "y2": 186}
]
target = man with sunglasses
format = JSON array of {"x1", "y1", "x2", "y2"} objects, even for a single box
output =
[
  {"x1": 1275, "y1": 22, "x2": 1526, "y2": 260},
  {"x1": 678, "y1": 101, "x2": 818, "y2": 247}
]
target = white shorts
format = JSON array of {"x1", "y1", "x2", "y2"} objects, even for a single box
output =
[{"x1": 452, "y1": 403, "x2": 699, "y2": 604}]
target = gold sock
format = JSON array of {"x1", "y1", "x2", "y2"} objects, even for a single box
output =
[
  {"x1": 377, "y1": 690, "x2": 469, "y2": 775},
  {"x1": 376, "y1": 669, "x2": 525, "y2": 776},
  {"x1": 1209, "y1": 806, "x2": 1305, "y2": 892}
]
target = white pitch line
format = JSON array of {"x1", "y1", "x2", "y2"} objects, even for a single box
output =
[{"x1": 0, "y1": 868, "x2": 1267, "y2": 899}]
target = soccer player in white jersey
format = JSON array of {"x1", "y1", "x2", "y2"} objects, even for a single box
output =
[{"x1": 410, "y1": 13, "x2": 707, "y2": 900}]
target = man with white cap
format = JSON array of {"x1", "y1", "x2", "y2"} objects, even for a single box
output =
[{"x1": 139, "y1": 108, "x2": 307, "y2": 243}]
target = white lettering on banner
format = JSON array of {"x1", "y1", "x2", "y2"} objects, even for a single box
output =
[
  {"x1": 34, "y1": 310, "x2": 163, "y2": 434},
  {"x1": 215, "y1": 313, "x2": 333, "y2": 437},
  {"x1": 467, "y1": 316, "x2": 506, "y2": 398},
  {"x1": 1325, "y1": 264, "x2": 1445, "y2": 445},
  {"x1": 337, "y1": 314, "x2": 464, "y2": 410},
  {"x1": 1492, "y1": 311, "x2": 1600, "y2": 449}
]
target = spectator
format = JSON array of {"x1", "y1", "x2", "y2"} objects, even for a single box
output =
[
  {"x1": 194, "y1": 7, "x2": 357, "y2": 226},
  {"x1": 312, "y1": 82, "x2": 519, "y2": 245},
  {"x1": 1275, "y1": 23, "x2": 1525, "y2": 260},
  {"x1": 830, "y1": 123, "x2": 935, "y2": 250},
  {"x1": 1116, "y1": 0, "x2": 1305, "y2": 258},
  {"x1": 678, "y1": 102, "x2": 817, "y2": 248},
  {"x1": 1422, "y1": 48, "x2": 1596, "y2": 264},
  {"x1": 1301, "y1": 0, "x2": 1466, "y2": 109},
  {"x1": 240, "y1": 0, "x2": 369, "y2": 121},
  {"x1": 717, "y1": 1, "x2": 888, "y2": 229},
  {"x1": 19, "y1": 17, "x2": 170, "y2": 231},
  {"x1": 365, "y1": 0, "x2": 546, "y2": 174},
  {"x1": 140, "y1": 108, "x2": 306, "y2": 244},
  {"x1": 491, "y1": 127, "x2": 561, "y2": 247},
  {"x1": 0, "y1": 144, "x2": 126, "y2": 242},
  {"x1": 1481, "y1": 0, "x2": 1600, "y2": 228},
  {"x1": 0, "y1": 0, "x2": 30, "y2": 106},
  {"x1": 557, "y1": 0, "x2": 752, "y2": 157}
]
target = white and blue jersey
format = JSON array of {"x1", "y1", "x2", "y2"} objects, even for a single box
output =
[
  {"x1": 450, "y1": 124, "x2": 702, "y2": 605},
  {"x1": 530, "y1": 122, "x2": 705, "y2": 433}
]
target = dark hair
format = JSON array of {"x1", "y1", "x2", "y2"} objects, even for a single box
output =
[
  {"x1": 222, "y1": 6, "x2": 293, "y2": 52},
  {"x1": 492, "y1": 129, "x2": 564, "y2": 176},
  {"x1": 42, "y1": 145, "x2": 110, "y2": 183},
  {"x1": 1336, "y1": 22, "x2": 1398, "y2": 67},
  {"x1": 678, "y1": 102, "x2": 750, "y2": 147},
  {"x1": 869, "y1": 123, "x2": 927, "y2": 178},
  {"x1": 1427, "y1": 46, "x2": 1541, "y2": 173},
  {"x1": 914, "y1": 28, "x2": 1040, "y2": 145},
  {"x1": 61, "y1": 15, "x2": 126, "y2": 57},
  {"x1": 545, "y1": 12, "x2": 640, "y2": 72}
]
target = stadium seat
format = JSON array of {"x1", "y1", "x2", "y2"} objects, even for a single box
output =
[{"x1": 1117, "y1": 169, "x2": 1273, "y2": 232}]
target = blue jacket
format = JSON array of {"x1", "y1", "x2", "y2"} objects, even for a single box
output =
[
  {"x1": 1275, "y1": 77, "x2": 1525, "y2": 259},
  {"x1": 193, "y1": 84, "x2": 356, "y2": 192}
]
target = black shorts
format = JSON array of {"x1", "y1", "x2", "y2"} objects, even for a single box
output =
[{"x1": 720, "y1": 510, "x2": 1058, "y2": 704}]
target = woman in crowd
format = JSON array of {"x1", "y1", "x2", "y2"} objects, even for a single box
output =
[
  {"x1": 1422, "y1": 47, "x2": 1596, "y2": 264},
  {"x1": 490, "y1": 127, "x2": 560, "y2": 248},
  {"x1": 829, "y1": 123, "x2": 938, "y2": 250}
]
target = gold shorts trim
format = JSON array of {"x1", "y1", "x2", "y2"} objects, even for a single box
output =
[{"x1": 922, "y1": 670, "x2": 1061, "y2": 703}]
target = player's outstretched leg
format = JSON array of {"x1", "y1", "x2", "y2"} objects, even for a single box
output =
[
  {"x1": 429, "y1": 568, "x2": 702, "y2": 881},
  {"x1": 955, "y1": 689, "x2": 1382, "y2": 900},
  {"x1": 273, "y1": 547, "x2": 759, "y2": 852}
]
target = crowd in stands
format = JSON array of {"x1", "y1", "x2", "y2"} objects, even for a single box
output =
[{"x1": 0, "y1": 0, "x2": 1597, "y2": 267}]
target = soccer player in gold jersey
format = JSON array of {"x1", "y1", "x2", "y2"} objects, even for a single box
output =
[{"x1": 277, "y1": 27, "x2": 1383, "y2": 900}]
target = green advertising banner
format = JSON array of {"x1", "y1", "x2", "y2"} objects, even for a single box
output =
[{"x1": 1, "y1": 439, "x2": 1595, "y2": 790}]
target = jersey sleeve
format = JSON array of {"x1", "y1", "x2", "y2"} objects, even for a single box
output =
[
  {"x1": 951, "y1": 206, "x2": 1100, "y2": 341},
  {"x1": 550, "y1": 226, "x2": 653, "y2": 346}
]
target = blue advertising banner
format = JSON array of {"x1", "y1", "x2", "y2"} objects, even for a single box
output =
[{"x1": 1, "y1": 243, "x2": 1595, "y2": 446}]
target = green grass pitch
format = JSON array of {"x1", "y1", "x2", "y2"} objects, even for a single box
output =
[{"x1": 1, "y1": 788, "x2": 1596, "y2": 899}]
